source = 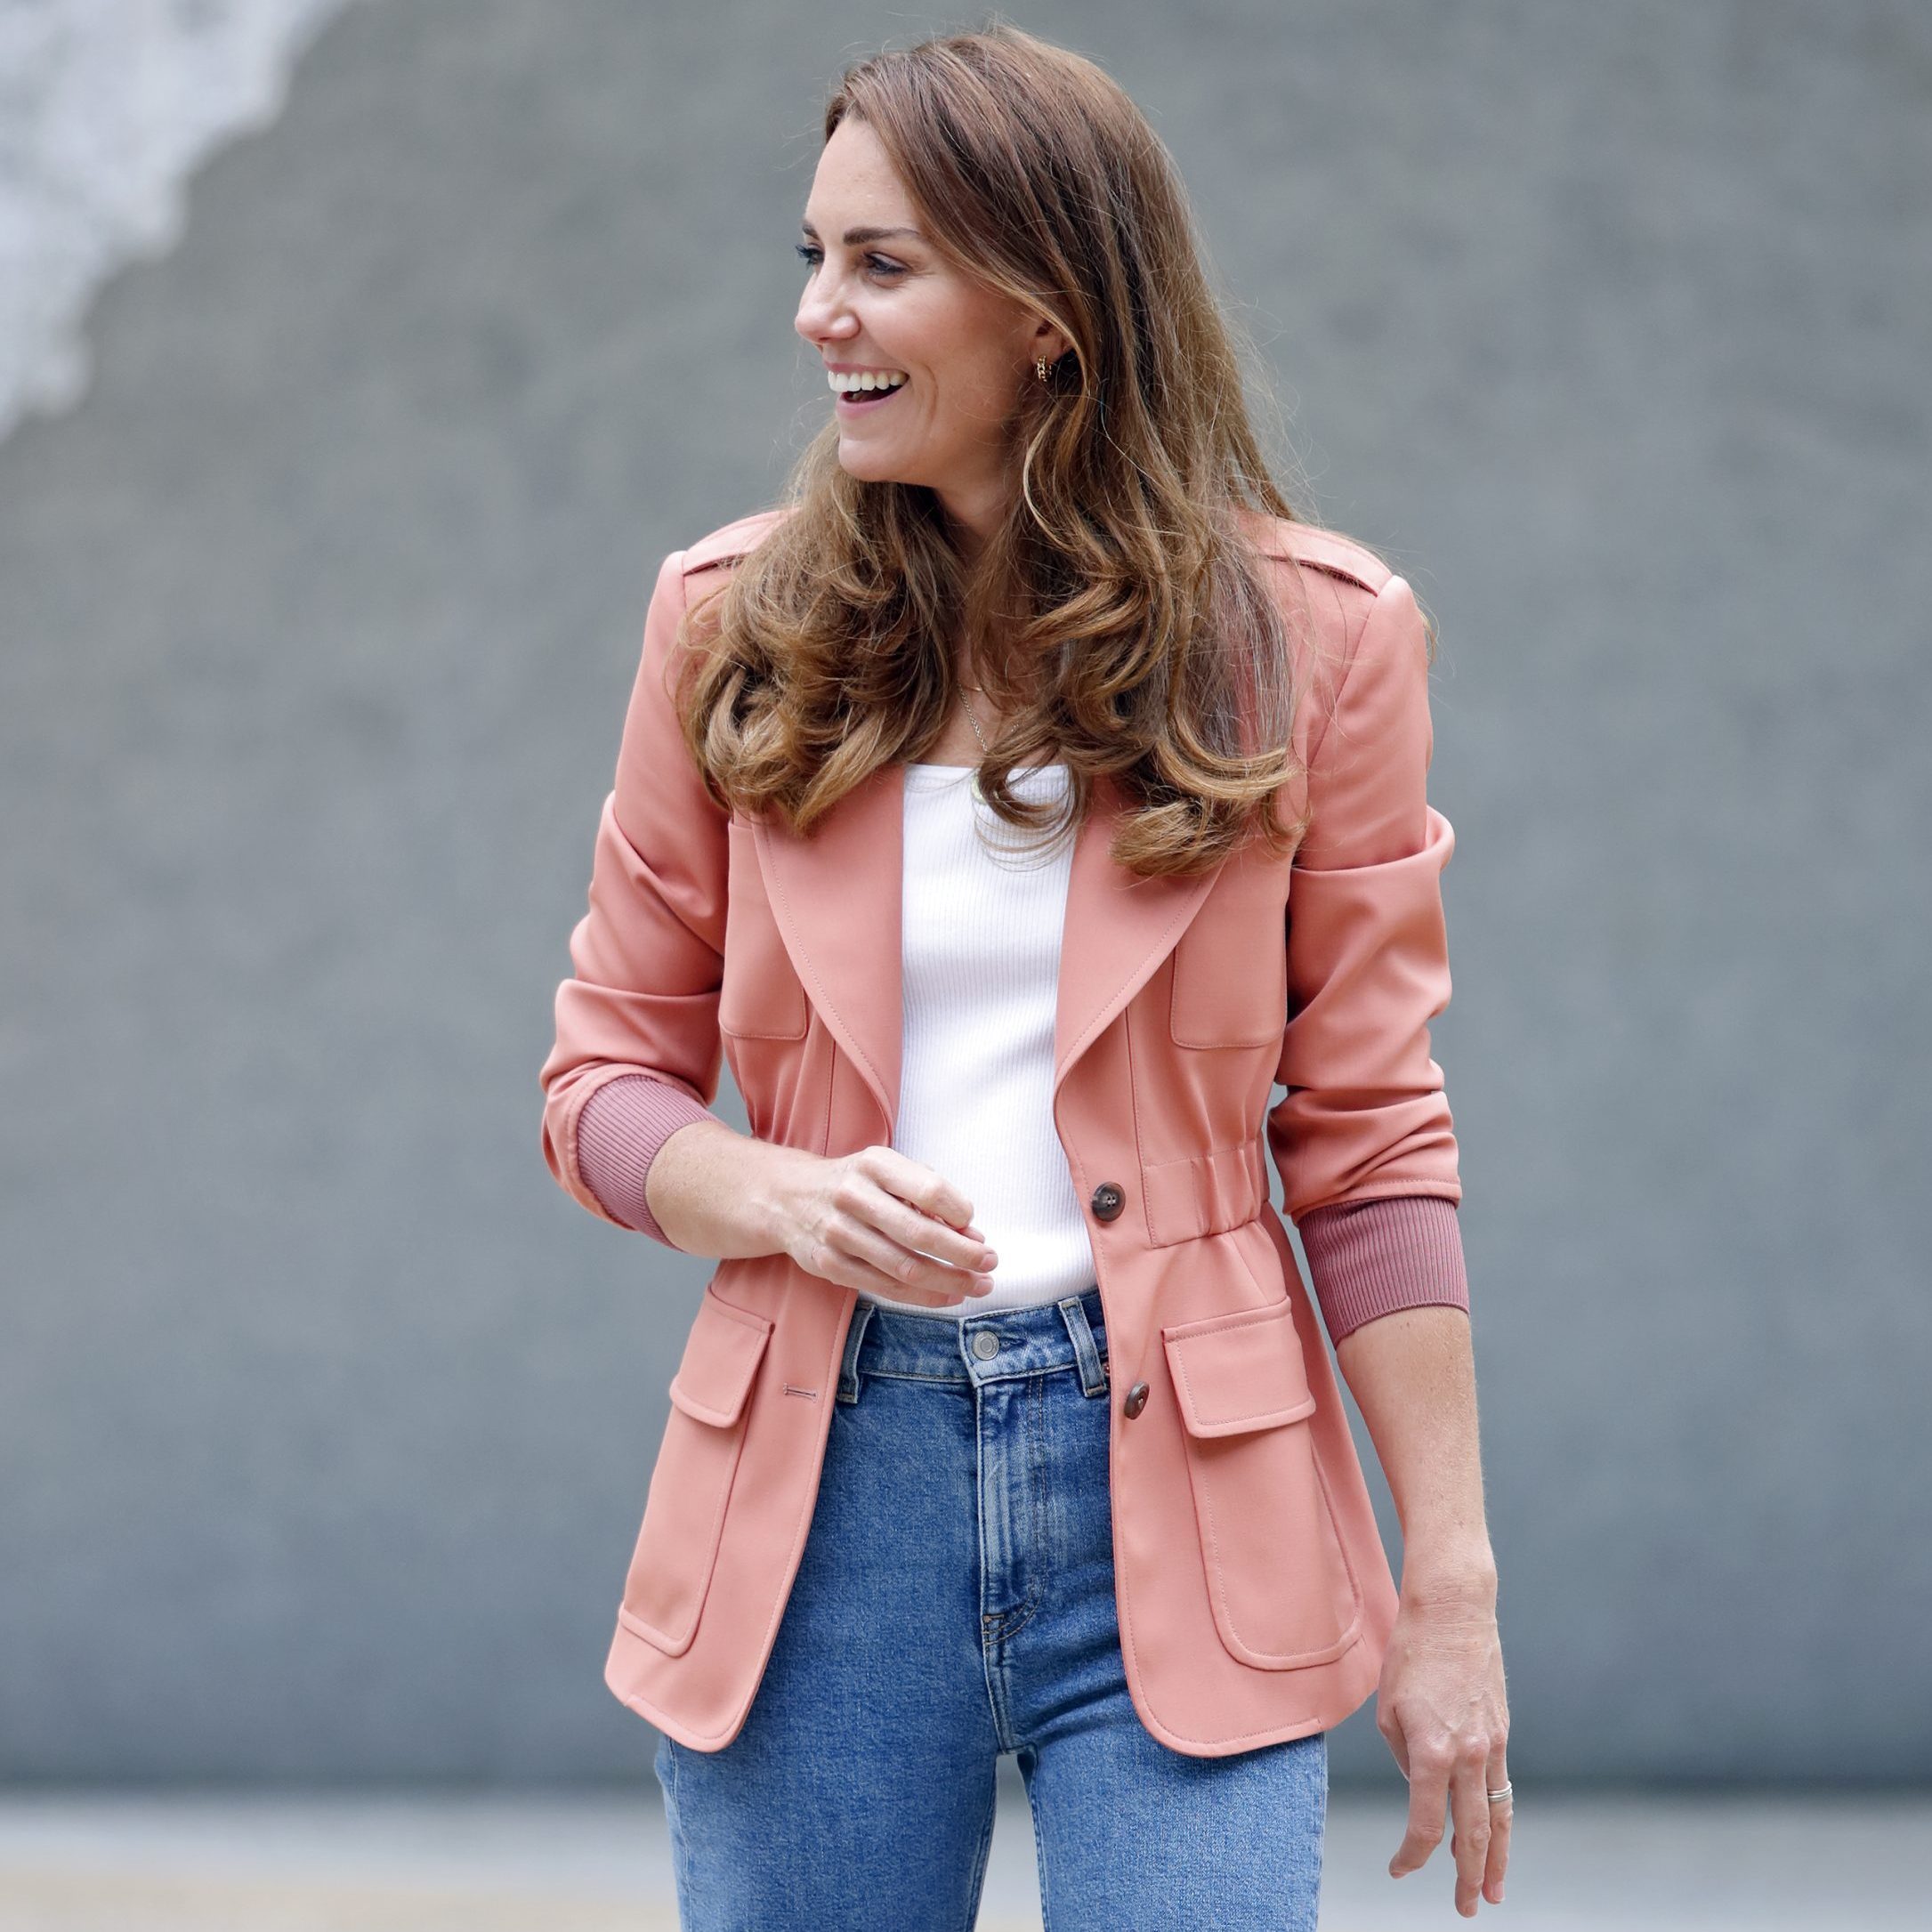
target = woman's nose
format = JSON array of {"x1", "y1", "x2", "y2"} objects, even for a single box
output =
[
  {"x1": 796, "y1": 299, "x2": 853, "y2": 348},
  {"x1": 796, "y1": 282, "x2": 853, "y2": 344}
]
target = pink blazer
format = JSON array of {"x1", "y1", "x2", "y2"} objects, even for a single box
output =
[{"x1": 538, "y1": 506, "x2": 1462, "y2": 1757}]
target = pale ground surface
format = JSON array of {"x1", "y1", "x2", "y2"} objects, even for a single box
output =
[{"x1": 0, "y1": 1774, "x2": 1926, "y2": 1930}]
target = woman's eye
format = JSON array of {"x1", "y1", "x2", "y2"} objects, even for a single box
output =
[{"x1": 794, "y1": 243, "x2": 903, "y2": 279}]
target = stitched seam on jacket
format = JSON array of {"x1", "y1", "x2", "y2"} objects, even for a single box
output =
[{"x1": 1300, "y1": 570, "x2": 1393, "y2": 783}]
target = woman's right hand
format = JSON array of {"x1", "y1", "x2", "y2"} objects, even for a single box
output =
[{"x1": 775, "y1": 1144, "x2": 998, "y2": 1306}]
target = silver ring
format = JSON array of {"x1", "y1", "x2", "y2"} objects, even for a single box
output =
[{"x1": 1486, "y1": 1780, "x2": 1514, "y2": 1803}]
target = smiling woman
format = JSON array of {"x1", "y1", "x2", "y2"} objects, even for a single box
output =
[
  {"x1": 541, "y1": 20, "x2": 1508, "y2": 1930},
  {"x1": 790, "y1": 116, "x2": 1079, "y2": 571}
]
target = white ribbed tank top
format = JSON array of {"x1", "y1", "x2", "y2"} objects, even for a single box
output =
[{"x1": 857, "y1": 761, "x2": 1095, "y2": 1318}]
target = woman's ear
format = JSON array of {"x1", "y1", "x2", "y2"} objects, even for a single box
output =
[{"x1": 1030, "y1": 319, "x2": 1074, "y2": 369}]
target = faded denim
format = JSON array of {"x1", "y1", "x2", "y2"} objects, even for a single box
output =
[{"x1": 654, "y1": 1282, "x2": 1327, "y2": 1930}]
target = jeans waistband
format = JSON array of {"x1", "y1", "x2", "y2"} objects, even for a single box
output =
[{"x1": 837, "y1": 1282, "x2": 1110, "y2": 1403}]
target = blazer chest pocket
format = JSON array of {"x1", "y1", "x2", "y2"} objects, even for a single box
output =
[
  {"x1": 1160, "y1": 1297, "x2": 1363, "y2": 1669},
  {"x1": 719, "y1": 820, "x2": 810, "y2": 1040},
  {"x1": 616, "y1": 1289, "x2": 772, "y2": 1657},
  {"x1": 1169, "y1": 845, "x2": 1289, "y2": 1049}
]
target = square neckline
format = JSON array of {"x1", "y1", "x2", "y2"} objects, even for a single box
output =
[{"x1": 903, "y1": 759, "x2": 1069, "y2": 784}]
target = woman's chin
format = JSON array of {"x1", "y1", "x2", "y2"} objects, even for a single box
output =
[{"x1": 836, "y1": 445, "x2": 917, "y2": 485}]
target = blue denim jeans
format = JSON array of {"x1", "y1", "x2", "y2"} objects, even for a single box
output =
[{"x1": 652, "y1": 1282, "x2": 1327, "y2": 1930}]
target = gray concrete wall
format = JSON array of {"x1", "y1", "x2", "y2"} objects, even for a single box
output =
[
  {"x1": 0, "y1": 0, "x2": 363, "y2": 440},
  {"x1": 1, "y1": 0, "x2": 1925, "y2": 1786}
]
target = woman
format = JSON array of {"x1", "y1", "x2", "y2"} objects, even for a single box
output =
[{"x1": 539, "y1": 24, "x2": 1509, "y2": 1929}]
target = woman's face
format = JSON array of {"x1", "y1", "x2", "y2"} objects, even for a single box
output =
[{"x1": 794, "y1": 117, "x2": 1067, "y2": 549}]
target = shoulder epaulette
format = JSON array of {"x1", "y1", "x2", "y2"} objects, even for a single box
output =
[
  {"x1": 1249, "y1": 517, "x2": 1393, "y2": 596},
  {"x1": 679, "y1": 505, "x2": 794, "y2": 578}
]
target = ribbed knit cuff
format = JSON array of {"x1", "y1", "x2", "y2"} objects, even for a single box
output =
[
  {"x1": 575, "y1": 1073, "x2": 723, "y2": 1249},
  {"x1": 1297, "y1": 1194, "x2": 1468, "y2": 1342}
]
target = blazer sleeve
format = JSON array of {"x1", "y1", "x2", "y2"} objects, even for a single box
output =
[
  {"x1": 1267, "y1": 570, "x2": 1465, "y2": 1245},
  {"x1": 538, "y1": 548, "x2": 732, "y2": 1244}
]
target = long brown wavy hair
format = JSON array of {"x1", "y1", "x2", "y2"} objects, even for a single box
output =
[{"x1": 672, "y1": 20, "x2": 1365, "y2": 878}]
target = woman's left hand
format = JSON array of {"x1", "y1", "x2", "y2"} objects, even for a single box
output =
[{"x1": 1375, "y1": 1582, "x2": 1512, "y2": 1915}]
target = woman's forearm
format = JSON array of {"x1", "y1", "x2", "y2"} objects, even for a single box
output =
[
  {"x1": 642, "y1": 1115, "x2": 813, "y2": 1259},
  {"x1": 585, "y1": 1096, "x2": 995, "y2": 1305},
  {"x1": 1333, "y1": 1305, "x2": 1496, "y2": 1601}
]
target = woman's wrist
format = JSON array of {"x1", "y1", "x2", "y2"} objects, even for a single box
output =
[
  {"x1": 737, "y1": 1139, "x2": 821, "y2": 1258},
  {"x1": 1399, "y1": 1540, "x2": 1499, "y2": 1609},
  {"x1": 641, "y1": 1118, "x2": 808, "y2": 1259}
]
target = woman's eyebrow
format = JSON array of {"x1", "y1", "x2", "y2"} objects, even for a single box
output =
[{"x1": 799, "y1": 218, "x2": 926, "y2": 245}]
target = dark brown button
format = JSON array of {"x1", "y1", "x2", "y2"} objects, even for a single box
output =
[
  {"x1": 1122, "y1": 1379, "x2": 1150, "y2": 1419},
  {"x1": 1090, "y1": 1181, "x2": 1125, "y2": 1222}
]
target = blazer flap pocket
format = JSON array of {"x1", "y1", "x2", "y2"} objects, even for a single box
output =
[
  {"x1": 1161, "y1": 1298, "x2": 1316, "y2": 1437},
  {"x1": 668, "y1": 1292, "x2": 774, "y2": 1427}
]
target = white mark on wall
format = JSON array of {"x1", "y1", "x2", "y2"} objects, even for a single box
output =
[{"x1": 0, "y1": 0, "x2": 368, "y2": 445}]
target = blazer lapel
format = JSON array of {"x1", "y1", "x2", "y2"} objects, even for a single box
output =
[
  {"x1": 756, "y1": 764, "x2": 1227, "y2": 1137},
  {"x1": 1050, "y1": 772, "x2": 1227, "y2": 1094}
]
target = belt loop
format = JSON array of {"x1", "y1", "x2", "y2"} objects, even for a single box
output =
[
  {"x1": 1057, "y1": 1291, "x2": 1109, "y2": 1398},
  {"x1": 836, "y1": 1298, "x2": 877, "y2": 1404}
]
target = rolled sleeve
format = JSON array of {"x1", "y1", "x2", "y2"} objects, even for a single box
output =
[
  {"x1": 1297, "y1": 1194, "x2": 1469, "y2": 1342},
  {"x1": 538, "y1": 548, "x2": 733, "y2": 1243},
  {"x1": 1267, "y1": 570, "x2": 1464, "y2": 1265}
]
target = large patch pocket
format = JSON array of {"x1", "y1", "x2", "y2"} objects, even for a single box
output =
[
  {"x1": 1160, "y1": 1297, "x2": 1364, "y2": 1669},
  {"x1": 719, "y1": 820, "x2": 810, "y2": 1040},
  {"x1": 616, "y1": 1289, "x2": 773, "y2": 1657}
]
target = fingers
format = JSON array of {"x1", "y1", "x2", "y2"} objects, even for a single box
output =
[
  {"x1": 1378, "y1": 1703, "x2": 1412, "y2": 1783},
  {"x1": 1381, "y1": 1700, "x2": 1510, "y2": 1916},
  {"x1": 838, "y1": 1218, "x2": 992, "y2": 1304},
  {"x1": 788, "y1": 1152, "x2": 999, "y2": 1304},
  {"x1": 1446, "y1": 1742, "x2": 1494, "y2": 1917},
  {"x1": 799, "y1": 1231, "x2": 980, "y2": 1305},
  {"x1": 841, "y1": 1151, "x2": 998, "y2": 1296},
  {"x1": 861, "y1": 1146, "x2": 981, "y2": 1245},
  {"x1": 1375, "y1": 1594, "x2": 1512, "y2": 1913},
  {"x1": 1482, "y1": 1745, "x2": 1512, "y2": 1906},
  {"x1": 1386, "y1": 1741, "x2": 1448, "y2": 1883}
]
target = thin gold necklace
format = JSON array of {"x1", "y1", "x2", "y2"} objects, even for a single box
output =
[{"x1": 958, "y1": 684, "x2": 993, "y2": 799}]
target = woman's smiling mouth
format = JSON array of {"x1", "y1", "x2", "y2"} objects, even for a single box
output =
[{"x1": 829, "y1": 368, "x2": 909, "y2": 413}]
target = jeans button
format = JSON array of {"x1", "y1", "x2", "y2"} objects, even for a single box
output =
[{"x1": 971, "y1": 1330, "x2": 1001, "y2": 1360}]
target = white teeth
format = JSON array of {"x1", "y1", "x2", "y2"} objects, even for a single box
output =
[{"x1": 828, "y1": 369, "x2": 907, "y2": 394}]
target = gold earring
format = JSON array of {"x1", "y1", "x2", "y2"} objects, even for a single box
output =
[{"x1": 1036, "y1": 355, "x2": 1049, "y2": 383}]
